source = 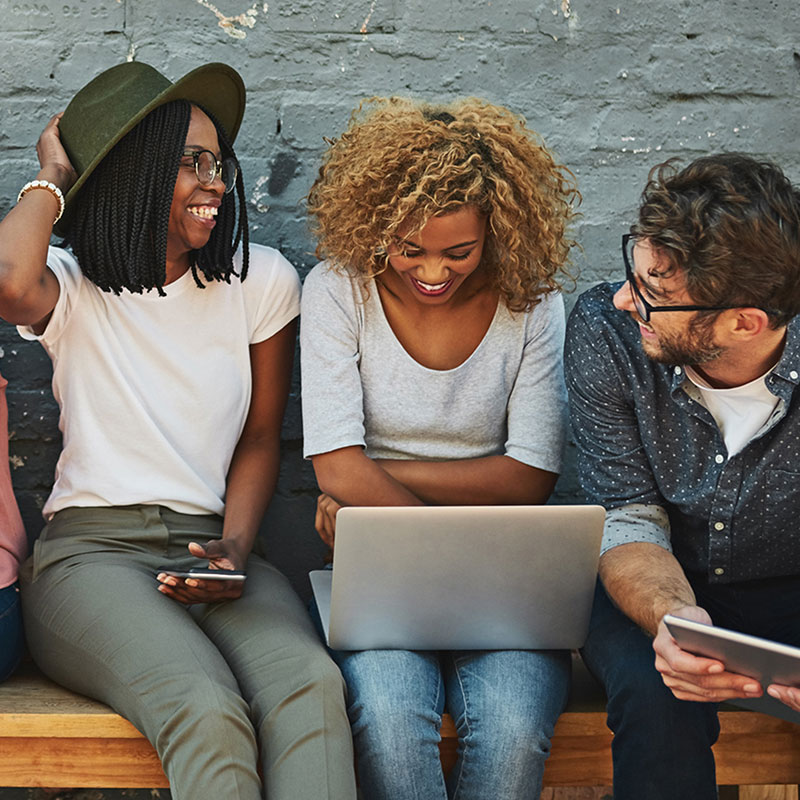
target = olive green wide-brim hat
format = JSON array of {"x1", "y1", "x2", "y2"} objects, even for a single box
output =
[{"x1": 54, "y1": 60, "x2": 246, "y2": 236}]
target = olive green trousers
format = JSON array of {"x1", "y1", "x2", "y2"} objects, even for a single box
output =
[{"x1": 20, "y1": 504, "x2": 356, "y2": 800}]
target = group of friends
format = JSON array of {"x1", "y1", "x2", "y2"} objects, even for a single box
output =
[{"x1": 0, "y1": 58, "x2": 798, "y2": 800}]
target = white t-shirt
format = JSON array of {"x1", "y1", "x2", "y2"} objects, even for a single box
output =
[
  {"x1": 301, "y1": 263, "x2": 567, "y2": 473},
  {"x1": 685, "y1": 365, "x2": 780, "y2": 458},
  {"x1": 19, "y1": 244, "x2": 300, "y2": 518}
]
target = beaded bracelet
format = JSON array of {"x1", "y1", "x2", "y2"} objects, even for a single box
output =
[{"x1": 17, "y1": 180, "x2": 65, "y2": 224}]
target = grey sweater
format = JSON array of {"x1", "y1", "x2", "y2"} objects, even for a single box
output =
[{"x1": 300, "y1": 262, "x2": 566, "y2": 474}]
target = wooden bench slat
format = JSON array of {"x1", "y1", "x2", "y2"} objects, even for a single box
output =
[
  {"x1": 0, "y1": 737, "x2": 168, "y2": 788},
  {"x1": 0, "y1": 668, "x2": 143, "y2": 738},
  {"x1": 0, "y1": 712, "x2": 143, "y2": 738},
  {"x1": 3, "y1": 665, "x2": 800, "y2": 790}
]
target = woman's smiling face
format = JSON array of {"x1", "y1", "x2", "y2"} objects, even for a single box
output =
[
  {"x1": 165, "y1": 105, "x2": 225, "y2": 274},
  {"x1": 385, "y1": 206, "x2": 488, "y2": 305}
]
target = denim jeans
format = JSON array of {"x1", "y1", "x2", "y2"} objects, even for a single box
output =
[
  {"x1": 311, "y1": 593, "x2": 570, "y2": 800},
  {"x1": 582, "y1": 574, "x2": 800, "y2": 799},
  {"x1": 0, "y1": 582, "x2": 23, "y2": 682},
  {"x1": 580, "y1": 580, "x2": 721, "y2": 800}
]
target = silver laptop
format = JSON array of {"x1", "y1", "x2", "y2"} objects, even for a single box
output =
[{"x1": 310, "y1": 504, "x2": 604, "y2": 650}]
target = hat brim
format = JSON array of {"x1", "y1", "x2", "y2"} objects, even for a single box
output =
[{"x1": 54, "y1": 62, "x2": 245, "y2": 237}]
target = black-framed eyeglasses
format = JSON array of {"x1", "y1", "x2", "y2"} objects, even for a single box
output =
[
  {"x1": 181, "y1": 149, "x2": 238, "y2": 194},
  {"x1": 621, "y1": 233, "x2": 740, "y2": 323}
]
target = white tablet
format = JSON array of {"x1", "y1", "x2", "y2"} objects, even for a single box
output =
[{"x1": 664, "y1": 614, "x2": 800, "y2": 724}]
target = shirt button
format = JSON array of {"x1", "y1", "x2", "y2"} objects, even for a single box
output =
[
  {"x1": 791, "y1": 370, "x2": 799, "y2": 380},
  {"x1": 674, "y1": 366, "x2": 682, "y2": 375},
  {"x1": 714, "y1": 522, "x2": 725, "y2": 531},
  {"x1": 714, "y1": 567, "x2": 725, "y2": 576},
  {"x1": 715, "y1": 454, "x2": 724, "y2": 464}
]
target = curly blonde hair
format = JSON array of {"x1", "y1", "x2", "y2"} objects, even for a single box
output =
[{"x1": 306, "y1": 96, "x2": 579, "y2": 311}]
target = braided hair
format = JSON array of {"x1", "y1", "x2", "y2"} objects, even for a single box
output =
[{"x1": 65, "y1": 99, "x2": 249, "y2": 295}]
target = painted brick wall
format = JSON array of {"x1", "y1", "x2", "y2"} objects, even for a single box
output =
[{"x1": 2, "y1": 0, "x2": 799, "y2": 599}]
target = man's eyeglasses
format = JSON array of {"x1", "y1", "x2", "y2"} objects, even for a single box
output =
[
  {"x1": 181, "y1": 149, "x2": 238, "y2": 194},
  {"x1": 621, "y1": 233, "x2": 739, "y2": 323}
]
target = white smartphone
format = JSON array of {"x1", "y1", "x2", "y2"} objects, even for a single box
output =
[{"x1": 156, "y1": 567, "x2": 246, "y2": 582}]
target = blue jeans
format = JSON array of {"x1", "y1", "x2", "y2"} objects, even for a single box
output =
[
  {"x1": 580, "y1": 581, "x2": 721, "y2": 800},
  {"x1": 312, "y1": 595, "x2": 570, "y2": 799},
  {"x1": 582, "y1": 573, "x2": 800, "y2": 799},
  {"x1": 0, "y1": 582, "x2": 23, "y2": 682}
]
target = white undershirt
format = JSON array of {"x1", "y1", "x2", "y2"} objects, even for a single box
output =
[{"x1": 684, "y1": 365, "x2": 779, "y2": 457}]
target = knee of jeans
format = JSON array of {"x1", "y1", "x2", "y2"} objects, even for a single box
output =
[
  {"x1": 462, "y1": 705, "x2": 555, "y2": 759},
  {"x1": 347, "y1": 687, "x2": 439, "y2": 752}
]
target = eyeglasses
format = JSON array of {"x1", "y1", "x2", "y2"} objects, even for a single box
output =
[
  {"x1": 181, "y1": 149, "x2": 238, "y2": 194},
  {"x1": 621, "y1": 233, "x2": 740, "y2": 323}
]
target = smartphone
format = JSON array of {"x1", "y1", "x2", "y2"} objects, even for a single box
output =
[{"x1": 156, "y1": 567, "x2": 246, "y2": 582}]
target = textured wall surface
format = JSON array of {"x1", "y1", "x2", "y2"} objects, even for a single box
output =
[
  {"x1": 2, "y1": 0, "x2": 799, "y2": 596},
  {"x1": 0, "y1": 1, "x2": 798, "y2": 797}
]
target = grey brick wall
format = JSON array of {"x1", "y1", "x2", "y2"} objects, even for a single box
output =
[{"x1": 2, "y1": 0, "x2": 799, "y2": 600}]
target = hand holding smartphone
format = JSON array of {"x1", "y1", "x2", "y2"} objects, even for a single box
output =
[{"x1": 156, "y1": 567, "x2": 246, "y2": 582}]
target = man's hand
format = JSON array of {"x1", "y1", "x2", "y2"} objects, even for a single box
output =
[
  {"x1": 315, "y1": 492, "x2": 341, "y2": 547},
  {"x1": 767, "y1": 683, "x2": 800, "y2": 712},
  {"x1": 156, "y1": 539, "x2": 247, "y2": 605},
  {"x1": 654, "y1": 605, "x2": 764, "y2": 702}
]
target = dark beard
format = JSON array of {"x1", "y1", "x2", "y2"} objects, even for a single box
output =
[{"x1": 642, "y1": 313, "x2": 723, "y2": 366}]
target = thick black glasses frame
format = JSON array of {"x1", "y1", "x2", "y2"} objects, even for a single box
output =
[
  {"x1": 621, "y1": 233, "x2": 739, "y2": 323},
  {"x1": 181, "y1": 149, "x2": 238, "y2": 194}
]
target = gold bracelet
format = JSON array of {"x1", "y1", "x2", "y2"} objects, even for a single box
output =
[{"x1": 17, "y1": 180, "x2": 65, "y2": 224}]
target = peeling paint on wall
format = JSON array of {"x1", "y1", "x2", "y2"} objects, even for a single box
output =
[
  {"x1": 194, "y1": 0, "x2": 267, "y2": 40},
  {"x1": 360, "y1": 0, "x2": 378, "y2": 34},
  {"x1": 251, "y1": 175, "x2": 271, "y2": 214}
]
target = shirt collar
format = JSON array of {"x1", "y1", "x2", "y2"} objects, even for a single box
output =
[{"x1": 769, "y1": 316, "x2": 800, "y2": 388}]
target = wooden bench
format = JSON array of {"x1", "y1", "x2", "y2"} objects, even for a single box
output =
[{"x1": 1, "y1": 661, "x2": 799, "y2": 798}]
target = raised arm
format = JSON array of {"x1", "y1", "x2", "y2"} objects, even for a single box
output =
[{"x1": 0, "y1": 114, "x2": 75, "y2": 329}]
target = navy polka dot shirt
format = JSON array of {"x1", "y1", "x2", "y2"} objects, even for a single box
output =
[{"x1": 565, "y1": 282, "x2": 800, "y2": 584}]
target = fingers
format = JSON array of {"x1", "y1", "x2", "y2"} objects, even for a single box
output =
[
  {"x1": 187, "y1": 541, "x2": 207, "y2": 557},
  {"x1": 187, "y1": 540, "x2": 240, "y2": 571},
  {"x1": 156, "y1": 572, "x2": 244, "y2": 605},
  {"x1": 315, "y1": 503, "x2": 334, "y2": 547},
  {"x1": 654, "y1": 629, "x2": 724, "y2": 676},
  {"x1": 36, "y1": 111, "x2": 78, "y2": 184},
  {"x1": 315, "y1": 493, "x2": 338, "y2": 547},
  {"x1": 658, "y1": 667, "x2": 763, "y2": 702},
  {"x1": 767, "y1": 684, "x2": 800, "y2": 712},
  {"x1": 654, "y1": 615, "x2": 762, "y2": 702}
]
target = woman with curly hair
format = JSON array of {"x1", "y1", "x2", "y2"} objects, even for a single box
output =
[{"x1": 301, "y1": 96, "x2": 579, "y2": 799}]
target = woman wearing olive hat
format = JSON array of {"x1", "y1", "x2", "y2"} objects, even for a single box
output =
[{"x1": 0, "y1": 62, "x2": 356, "y2": 800}]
